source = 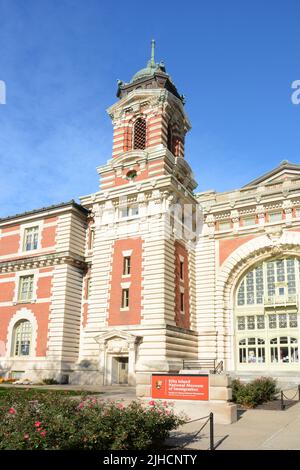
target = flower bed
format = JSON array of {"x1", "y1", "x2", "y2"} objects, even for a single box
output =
[{"x1": 0, "y1": 390, "x2": 186, "y2": 450}]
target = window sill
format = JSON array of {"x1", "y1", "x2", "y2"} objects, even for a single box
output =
[
  {"x1": 13, "y1": 299, "x2": 36, "y2": 305},
  {"x1": 120, "y1": 308, "x2": 129, "y2": 312}
]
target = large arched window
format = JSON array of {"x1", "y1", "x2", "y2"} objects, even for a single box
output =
[
  {"x1": 237, "y1": 258, "x2": 299, "y2": 306},
  {"x1": 133, "y1": 118, "x2": 146, "y2": 150},
  {"x1": 12, "y1": 320, "x2": 32, "y2": 356}
]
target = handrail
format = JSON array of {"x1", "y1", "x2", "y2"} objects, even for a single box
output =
[{"x1": 182, "y1": 359, "x2": 224, "y2": 374}]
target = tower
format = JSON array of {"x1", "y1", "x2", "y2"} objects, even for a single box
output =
[{"x1": 77, "y1": 41, "x2": 199, "y2": 391}]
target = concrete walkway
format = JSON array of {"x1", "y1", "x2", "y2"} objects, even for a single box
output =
[{"x1": 166, "y1": 400, "x2": 300, "y2": 450}]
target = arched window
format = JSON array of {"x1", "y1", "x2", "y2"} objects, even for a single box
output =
[
  {"x1": 239, "y1": 337, "x2": 265, "y2": 364},
  {"x1": 236, "y1": 258, "x2": 299, "y2": 306},
  {"x1": 12, "y1": 320, "x2": 32, "y2": 356},
  {"x1": 270, "y1": 336, "x2": 299, "y2": 363},
  {"x1": 133, "y1": 118, "x2": 146, "y2": 150}
]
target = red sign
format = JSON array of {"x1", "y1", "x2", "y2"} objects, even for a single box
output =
[{"x1": 152, "y1": 374, "x2": 209, "y2": 401}]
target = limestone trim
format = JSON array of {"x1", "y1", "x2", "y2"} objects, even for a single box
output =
[
  {"x1": 94, "y1": 330, "x2": 142, "y2": 385},
  {"x1": 0, "y1": 251, "x2": 86, "y2": 273}
]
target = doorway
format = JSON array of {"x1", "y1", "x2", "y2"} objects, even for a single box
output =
[{"x1": 111, "y1": 357, "x2": 129, "y2": 384}]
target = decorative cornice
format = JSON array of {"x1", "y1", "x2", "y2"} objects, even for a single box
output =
[{"x1": 0, "y1": 251, "x2": 86, "y2": 273}]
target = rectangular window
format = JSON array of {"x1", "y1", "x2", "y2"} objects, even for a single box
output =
[
  {"x1": 88, "y1": 229, "x2": 94, "y2": 250},
  {"x1": 131, "y1": 205, "x2": 139, "y2": 216},
  {"x1": 247, "y1": 316, "x2": 255, "y2": 330},
  {"x1": 269, "y1": 212, "x2": 282, "y2": 222},
  {"x1": 243, "y1": 216, "x2": 256, "y2": 226},
  {"x1": 289, "y1": 313, "x2": 298, "y2": 328},
  {"x1": 23, "y1": 227, "x2": 39, "y2": 251},
  {"x1": 237, "y1": 317, "x2": 245, "y2": 330},
  {"x1": 18, "y1": 275, "x2": 34, "y2": 302},
  {"x1": 257, "y1": 315, "x2": 265, "y2": 329},
  {"x1": 121, "y1": 288, "x2": 129, "y2": 309},
  {"x1": 219, "y1": 221, "x2": 231, "y2": 231},
  {"x1": 120, "y1": 207, "x2": 129, "y2": 218},
  {"x1": 269, "y1": 314, "x2": 277, "y2": 329},
  {"x1": 180, "y1": 292, "x2": 184, "y2": 312},
  {"x1": 278, "y1": 313, "x2": 287, "y2": 328},
  {"x1": 180, "y1": 261, "x2": 184, "y2": 280},
  {"x1": 120, "y1": 206, "x2": 139, "y2": 218},
  {"x1": 123, "y1": 256, "x2": 131, "y2": 276}
]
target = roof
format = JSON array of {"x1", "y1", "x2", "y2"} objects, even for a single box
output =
[
  {"x1": 243, "y1": 161, "x2": 300, "y2": 188},
  {"x1": 0, "y1": 200, "x2": 89, "y2": 224}
]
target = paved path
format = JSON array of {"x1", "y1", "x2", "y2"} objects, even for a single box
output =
[{"x1": 166, "y1": 400, "x2": 300, "y2": 450}]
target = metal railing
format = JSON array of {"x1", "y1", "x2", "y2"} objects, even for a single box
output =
[
  {"x1": 177, "y1": 412, "x2": 215, "y2": 451},
  {"x1": 182, "y1": 359, "x2": 224, "y2": 374},
  {"x1": 280, "y1": 385, "x2": 300, "y2": 410}
]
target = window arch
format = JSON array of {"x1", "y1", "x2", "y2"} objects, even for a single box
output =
[
  {"x1": 12, "y1": 320, "x2": 32, "y2": 356},
  {"x1": 236, "y1": 258, "x2": 300, "y2": 306},
  {"x1": 133, "y1": 118, "x2": 146, "y2": 150}
]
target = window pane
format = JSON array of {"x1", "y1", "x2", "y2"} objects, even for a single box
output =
[
  {"x1": 278, "y1": 314, "x2": 287, "y2": 328},
  {"x1": 237, "y1": 317, "x2": 245, "y2": 330},
  {"x1": 247, "y1": 316, "x2": 255, "y2": 330},
  {"x1": 269, "y1": 314, "x2": 277, "y2": 329},
  {"x1": 257, "y1": 315, "x2": 265, "y2": 329},
  {"x1": 289, "y1": 314, "x2": 298, "y2": 328}
]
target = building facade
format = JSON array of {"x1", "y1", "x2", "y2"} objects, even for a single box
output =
[{"x1": 1, "y1": 44, "x2": 300, "y2": 389}]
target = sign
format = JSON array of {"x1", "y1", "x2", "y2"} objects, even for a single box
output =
[{"x1": 152, "y1": 374, "x2": 209, "y2": 401}]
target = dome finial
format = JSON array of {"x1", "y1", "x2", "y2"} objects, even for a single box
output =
[{"x1": 150, "y1": 39, "x2": 155, "y2": 66}]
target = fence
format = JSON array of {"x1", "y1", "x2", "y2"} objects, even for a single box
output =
[
  {"x1": 177, "y1": 412, "x2": 215, "y2": 451},
  {"x1": 280, "y1": 385, "x2": 300, "y2": 410}
]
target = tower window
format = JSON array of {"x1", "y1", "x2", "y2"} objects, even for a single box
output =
[
  {"x1": 123, "y1": 256, "x2": 131, "y2": 276},
  {"x1": 121, "y1": 288, "x2": 130, "y2": 309},
  {"x1": 133, "y1": 118, "x2": 146, "y2": 150},
  {"x1": 180, "y1": 261, "x2": 184, "y2": 280},
  {"x1": 180, "y1": 292, "x2": 184, "y2": 312},
  {"x1": 167, "y1": 123, "x2": 173, "y2": 152}
]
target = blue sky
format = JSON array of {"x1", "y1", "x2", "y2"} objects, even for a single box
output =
[{"x1": 0, "y1": 0, "x2": 300, "y2": 218}]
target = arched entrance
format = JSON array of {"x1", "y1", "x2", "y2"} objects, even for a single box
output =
[{"x1": 216, "y1": 231, "x2": 300, "y2": 374}]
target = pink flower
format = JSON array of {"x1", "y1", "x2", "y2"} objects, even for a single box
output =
[
  {"x1": 163, "y1": 401, "x2": 168, "y2": 407},
  {"x1": 148, "y1": 400, "x2": 155, "y2": 406},
  {"x1": 9, "y1": 408, "x2": 16, "y2": 415},
  {"x1": 92, "y1": 398, "x2": 97, "y2": 404},
  {"x1": 24, "y1": 433, "x2": 29, "y2": 440},
  {"x1": 34, "y1": 421, "x2": 42, "y2": 428},
  {"x1": 78, "y1": 402, "x2": 84, "y2": 409},
  {"x1": 40, "y1": 430, "x2": 47, "y2": 437},
  {"x1": 117, "y1": 403, "x2": 124, "y2": 409}
]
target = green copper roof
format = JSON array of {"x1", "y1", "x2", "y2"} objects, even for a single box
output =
[{"x1": 131, "y1": 39, "x2": 168, "y2": 83}]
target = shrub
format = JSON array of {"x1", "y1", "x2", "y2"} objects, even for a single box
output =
[
  {"x1": 42, "y1": 378, "x2": 58, "y2": 385},
  {"x1": 232, "y1": 377, "x2": 278, "y2": 408},
  {"x1": 0, "y1": 391, "x2": 186, "y2": 450}
]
